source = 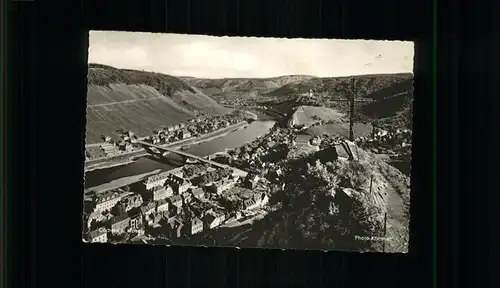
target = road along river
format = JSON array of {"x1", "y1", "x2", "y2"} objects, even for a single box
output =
[{"x1": 84, "y1": 120, "x2": 276, "y2": 191}]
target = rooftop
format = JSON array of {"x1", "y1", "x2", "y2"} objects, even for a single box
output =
[
  {"x1": 145, "y1": 171, "x2": 171, "y2": 184},
  {"x1": 151, "y1": 185, "x2": 166, "y2": 192},
  {"x1": 89, "y1": 228, "x2": 107, "y2": 239},
  {"x1": 157, "y1": 199, "x2": 168, "y2": 206},
  {"x1": 204, "y1": 214, "x2": 217, "y2": 224},
  {"x1": 192, "y1": 217, "x2": 203, "y2": 226},
  {"x1": 140, "y1": 202, "x2": 156, "y2": 213},
  {"x1": 244, "y1": 199, "x2": 256, "y2": 207},
  {"x1": 95, "y1": 190, "x2": 125, "y2": 204},
  {"x1": 110, "y1": 214, "x2": 130, "y2": 225},
  {"x1": 191, "y1": 188, "x2": 204, "y2": 196},
  {"x1": 169, "y1": 195, "x2": 183, "y2": 203}
]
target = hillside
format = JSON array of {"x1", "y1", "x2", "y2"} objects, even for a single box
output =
[
  {"x1": 258, "y1": 144, "x2": 410, "y2": 252},
  {"x1": 194, "y1": 142, "x2": 410, "y2": 251},
  {"x1": 86, "y1": 64, "x2": 231, "y2": 144}
]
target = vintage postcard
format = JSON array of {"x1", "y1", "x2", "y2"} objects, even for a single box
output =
[{"x1": 83, "y1": 31, "x2": 413, "y2": 253}]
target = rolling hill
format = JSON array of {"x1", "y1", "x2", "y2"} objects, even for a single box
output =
[
  {"x1": 183, "y1": 73, "x2": 413, "y2": 101},
  {"x1": 85, "y1": 64, "x2": 231, "y2": 144}
]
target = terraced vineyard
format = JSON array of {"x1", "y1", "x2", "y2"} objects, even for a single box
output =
[{"x1": 85, "y1": 64, "x2": 231, "y2": 144}]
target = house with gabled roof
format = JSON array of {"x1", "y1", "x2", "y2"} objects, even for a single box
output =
[
  {"x1": 93, "y1": 190, "x2": 127, "y2": 212},
  {"x1": 144, "y1": 171, "x2": 171, "y2": 190},
  {"x1": 191, "y1": 187, "x2": 205, "y2": 200},
  {"x1": 167, "y1": 175, "x2": 191, "y2": 194},
  {"x1": 243, "y1": 198, "x2": 258, "y2": 210},
  {"x1": 140, "y1": 202, "x2": 156, "y2": 217},
  {"x1": 203, "y1": 214, "x2": 219, "y2": 230},
  {"x1": 168, "y1": 195, "x2": 183, "y2": 213},
  {"x1": 88, "y1": 227, "x2": 108, "y2": 243},
  {"x1": 210, "y1": 178, "x2": 235, "y2": 195},
  {"x1": 156, "y1": 199, "x2": 169, "y2": 214},
  {"x1": 189, "y1": 217, "x2": 204, "y2": 235}
]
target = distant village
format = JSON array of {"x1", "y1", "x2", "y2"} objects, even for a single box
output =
[
  {"x1": 83, "y1": 160, "x2": 271, "y2": 244},
  {"x1": 85, "y1": 111, "x2": 249, "y2": 161}
]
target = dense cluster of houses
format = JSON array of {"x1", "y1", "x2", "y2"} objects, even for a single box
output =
[
  {"x1": 84, "y1": 163, "x2": 269, "y2": 244},
  {"x1": 85, "y1": 112, "x2": 247, "y2": 161},
  {"x1": 147, "y1": 112, "x2": 246, "y2": 146},
  {"x1": 355, "y1": 128, "x2": 412, "y2": 156},
  {"x1": 227, "y1": 126, "x2": 295, "y2": 163}
]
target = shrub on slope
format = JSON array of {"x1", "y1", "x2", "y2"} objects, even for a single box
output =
[{"x1": 247, "y1": 144, "x2": 409, "y2": 251}]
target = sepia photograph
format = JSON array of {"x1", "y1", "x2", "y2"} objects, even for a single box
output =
[{"x1": 82, "y1": 31, "x2": 413, "y2": 253}]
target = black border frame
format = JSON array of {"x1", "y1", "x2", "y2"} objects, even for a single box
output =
[{"x1": 6, "y1": 0, "x2": 471, "y2": 286}]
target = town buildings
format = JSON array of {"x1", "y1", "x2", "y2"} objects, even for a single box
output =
[
  {"x1": 179, "y1": 129, "x2": 191, "y2": 140},
  {"x1": 243, "y1": 198, "x2": 259, "y2": 210},
  {"x1": 167, "y1": 175, "x2": 191, "y2": 194},
  {"x1": 169, "y1": 168, "x2": 184, "y2": 178},
  {"x1": 93, "y1": 190, "x2": 127, "y2": 212},
  {"x1": 189, "y1": 217, "x2": 204, "y2": 235},
  {"x1": 244, "y1": 174, "x2": 260, "y2": 189},
  {"x1": 310, "y1": 137, "x2": 322, "y2": 146},
  {"x1": 210, "y1": 178, "x2": 235, "y2": 195},
  {"x1": 191, "y1": 187, "x2": 205, "y2": 200},
  {"x1": 120, "y1": 194, "x2": 143, "y2": 212},
  {"x1": 150, "y1": 185, "x2": 174, "y2": 201},
  {"x1": 203, "y1": 214, "x2": 220, "y2": 230},
  {"x1": 89, "y1": 228, "x2": 107, "y2": 243},
  {"x1": 144, "y1": 171, "x2": 171, "y2": 190},
  {"x1": 169, "y1": 195, "x2": 183, "y2": 213},
  {"x1": 156, "y1": 199, "x2": 169, "y2": 214},
  {"x1": 99, "y1": 142, "x2": 119, "y2": 157},
  {"x1": 140, "y1": 201, "x2": 156, "y2": 217},
  {"x1": 110, "y1": 214, "x2": 130, "y2": 234},
  {"x1": 243, "y1": 192, "x2": 269, "y2": 210},
  {"x1": 203, "y1": 211, "x2": 226, "y2": 230}
]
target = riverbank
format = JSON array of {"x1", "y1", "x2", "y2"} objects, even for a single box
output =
[{"x1": 84, "y1": 121, "x2": 249, "y2": 172}]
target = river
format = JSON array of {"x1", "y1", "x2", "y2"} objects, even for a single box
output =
[{"x1": 84, "y1": 120, "x2": 276, "y2": 189}]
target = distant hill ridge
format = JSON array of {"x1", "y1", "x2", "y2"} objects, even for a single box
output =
[{"x1": 182, "y1": 73, "x2": 413, "y2": 100}]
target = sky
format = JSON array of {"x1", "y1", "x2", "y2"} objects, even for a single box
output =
[{"x1": 88, "y1": 31, "x2": 414, "y2": 79}]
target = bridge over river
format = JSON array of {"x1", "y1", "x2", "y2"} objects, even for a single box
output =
[{"x1": 132, "y1": 140, "x2": 230, "y2": 169}]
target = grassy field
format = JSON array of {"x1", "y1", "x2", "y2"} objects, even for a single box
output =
[
  {"x1": 305, "y1": 122, "x2": 373, "y2": 139},
  {"x1": 288, "y1": 106, "x2": 345, "y2": 127}
]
